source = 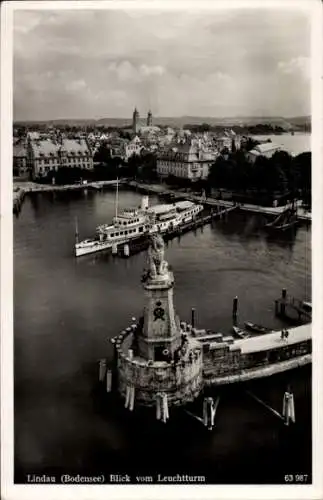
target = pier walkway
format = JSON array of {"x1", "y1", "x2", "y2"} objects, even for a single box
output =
[
  {"x1": 128, "y1": 181, "x2": 311, "y2": 222},
  {"x1": 13, "y1": 178, "x2": 122, "y2": 194},
  {"x1": 234, "y1": 323, "x2": 311, "y2": 354},
  {"x1": 13, "y1": 179, "x2": 123, "y2": 212}
]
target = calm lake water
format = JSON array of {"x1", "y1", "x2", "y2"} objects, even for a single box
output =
[
  {"x1": 251, "y1": 133, "x2": 310, "y2": 156},
  {"x1": 14, "y1": 188, "x2": 312, "y2": 484}
]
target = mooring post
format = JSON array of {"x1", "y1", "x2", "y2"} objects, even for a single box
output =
[
  {"x1": 191, "y1": 307, "x2": 196, "y2": 329},
  {"x1": 232, "y1": 296, "x2": 238, "y2": 319},
  {"x1": 124, "y1": 244, "x2": 130, "y2": 257},
  {"x1": 110, "y1": 338, "x2": 119, "y2": 392},
  {"x1": 99, "y1": 358, "x2": 107, "y2": 382},
  {"x1": 281, "y1": 288, "x2": 287, "y2": 316},
  {"x1": 275, "y1": 299, "x2": 279, "y2": 316},
  {"x1": 282, "y1": 387, "x2": 295, "y2": 426},
  {"x1": 106, "y1": 369, "x2": 112, "y2": 393}
]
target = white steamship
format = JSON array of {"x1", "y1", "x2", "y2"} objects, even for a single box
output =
[{"x1": 74, "y1": 184, "x2": 203, "y2": 257}]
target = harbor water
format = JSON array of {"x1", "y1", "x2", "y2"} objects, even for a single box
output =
[
  {"x1": 14, "y1": 188, "x2": 312, "y2": 484},
  {"x1": 250, "y1": 132, "x2": 311, "y2": 156}
]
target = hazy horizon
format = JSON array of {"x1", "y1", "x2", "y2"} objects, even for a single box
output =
[
  {"x1": 14, "y1": 8, "x2": 311, "y2": 121},
  {"x1": 13, "y1": 113, "x2": 311, "y2": 124}
]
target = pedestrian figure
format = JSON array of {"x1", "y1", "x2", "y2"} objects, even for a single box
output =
[
  {"x1": 281, "y1": 330, "x2": 284, "y2": 340},
  {"x1": 285, "y1": 330, "x2": 289, "y2": 340}
]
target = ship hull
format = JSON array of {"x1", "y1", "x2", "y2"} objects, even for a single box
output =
[
  {"x1": 75, "y1": 242, "x2": 113, "y2": 257},
  {"x1": 75, "y1": 208, "x2": 203, "y2": 257}
]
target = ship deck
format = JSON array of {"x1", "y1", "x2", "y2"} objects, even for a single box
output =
[{"x1": 233, "y1": 324, "x2": 311, "y2": 354}]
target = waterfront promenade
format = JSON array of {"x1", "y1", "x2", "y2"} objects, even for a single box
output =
[
  {"x1": 128, "y1": 181, "x2": 312, "y2": 222},
  {"x1": 13, "y1": 178, "x2": 311, "y2": 222},
  {"x1": 13, "y1": 178, "x2": 121, "y2": 194},
  {"x1": 13, "y1": 179, "x2": 122, "y2": 212}
]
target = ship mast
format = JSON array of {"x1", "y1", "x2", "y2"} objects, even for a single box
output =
[
  {"x1": 115, "y1": 177, "x2": 119, "y2": 219},
  {"x1": 75, "y1": 216, "x2": 79, "y2": 244}
]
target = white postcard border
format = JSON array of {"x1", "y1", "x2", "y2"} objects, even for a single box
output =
[{"x1": 1, "y1": 1, "x2": 322, "y2": 499}]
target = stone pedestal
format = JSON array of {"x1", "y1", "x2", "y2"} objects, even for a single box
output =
[{"x1": 115, "y1": 234, "x2": 204, "y2": 409}]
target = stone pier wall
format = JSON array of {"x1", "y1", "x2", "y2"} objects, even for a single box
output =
[
  {"x1": 118, "y1": 355, "x2": 203, "y2": 406},
  {"x1": 115, "y1": 332, "x2": 203, "y2": 406}
]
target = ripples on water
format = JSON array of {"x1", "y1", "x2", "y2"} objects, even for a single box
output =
[{"x1": 14, "y1": 188, "x2": 312, "y2": 484}]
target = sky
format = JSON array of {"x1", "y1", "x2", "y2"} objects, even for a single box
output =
[{"x1": 13, "y1": 7, "x2": 311, "y2": 121}]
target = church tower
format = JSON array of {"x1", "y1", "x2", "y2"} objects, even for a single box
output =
[
  {"x1": 132, "y1": 107, "x2": 140, "y2": 134},
  {"x1": 147, "y1": 109, "x2": 152, "y2": 127}
]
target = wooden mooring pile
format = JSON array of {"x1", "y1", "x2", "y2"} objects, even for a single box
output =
[{"x1": 275, "y1": 289, "x2": 312, "y2": 322}]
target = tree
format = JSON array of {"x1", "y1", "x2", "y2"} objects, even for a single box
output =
[
  {"x1": 270, "y1": 151, "x2": 294, "y2": 196},
  {"x1": 200, "y1": 123, "x2": 211, "y2": 132},
  {"x1": 292, "y1": 152, "x2": 311, "y2": 205},
  {"x1": 137, "y1": 153, "x2": 157, "y2": 181},
  {"x1": 242, "y1": 137, "x2": 259, "y2": 152},
  {"x1": 93, "y1": 143, "x2": 112, "y2": 164}
]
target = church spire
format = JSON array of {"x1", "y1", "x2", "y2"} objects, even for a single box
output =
[
  {"x1": 147, "y1": 109, "x2": 152, "y2": 127},
  {"x1": 132, "y1": 107, "x2": 139, "y2": 134}
]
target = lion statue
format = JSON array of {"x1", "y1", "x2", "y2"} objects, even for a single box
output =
[{"x1": 147, "y1": 233, "x2": 168, "y2": 277}]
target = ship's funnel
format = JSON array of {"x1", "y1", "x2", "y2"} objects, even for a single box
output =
[{"x1": 141, "y1": 195, "x2": 149, "y2": 211}]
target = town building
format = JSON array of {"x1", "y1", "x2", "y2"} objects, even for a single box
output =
[
  {"x1": 27, "y1": 138, "x2": 93, "y2": 180},
  {"x1": 213, "y1": 129, "x2": 240, "y2": 152},
  {"x1": 157, "y1": 139, "x2": 217, "y2": 181},
  {"x1": 247, "y1": 142, "x2": 282, "y2": 163},
  {"x1": 13, "y1": 143, "x2": 29, "y2": 179},
  {"x1": 125, "y1": 135, "x2": 143, "y2": 160}
]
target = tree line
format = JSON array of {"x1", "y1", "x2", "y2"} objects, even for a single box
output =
[
  {"x1": 207, "y1": 149, "x2": 311, "y2": 206},
  {"x1": 183, "y1": 123, "x2": 288, "y2": 135}
]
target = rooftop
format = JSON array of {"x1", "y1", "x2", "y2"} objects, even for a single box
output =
[
  {"x1": 147, "y1": 203, "x2": 176, "y2": 215},
  {"x1": 13, "y1": 144, "x2": 27, "y2": 157},
  {"x1": 30, "y1": 138, "x2": 91, "y2": 157},
  {"x1": 249, "y1": 143, "x2": 282, "y2": 155},
  {"x1": 175, "y1": 200, "x2": 195, "y2": 210}
]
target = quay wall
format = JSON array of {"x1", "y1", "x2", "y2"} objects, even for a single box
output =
[
  {"x1": 117, "y1": 354, "x2": 203, "y2": 406},
  {"x1": 202, "y1": 336, "x2": 311, "y2": 383},
  {"x1": 204, "y1": 353, "x2": 311, "y2": 386}
]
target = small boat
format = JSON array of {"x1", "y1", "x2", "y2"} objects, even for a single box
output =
[
  {"x1": 232, "y1": 326, "x2": 250, "y2": 339},
  {"x1": 244, "y1": 322, "x2": 272, "y2": 334},
  {"x1": 265, "y1": 203, "x2": 298, "y2": 232},
  {"x1": 301, "y1": 301, "x2": 312, "y2": 313},
  {"x1": 275, "y1": 219, "x2": 298, "y2": 231}
]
